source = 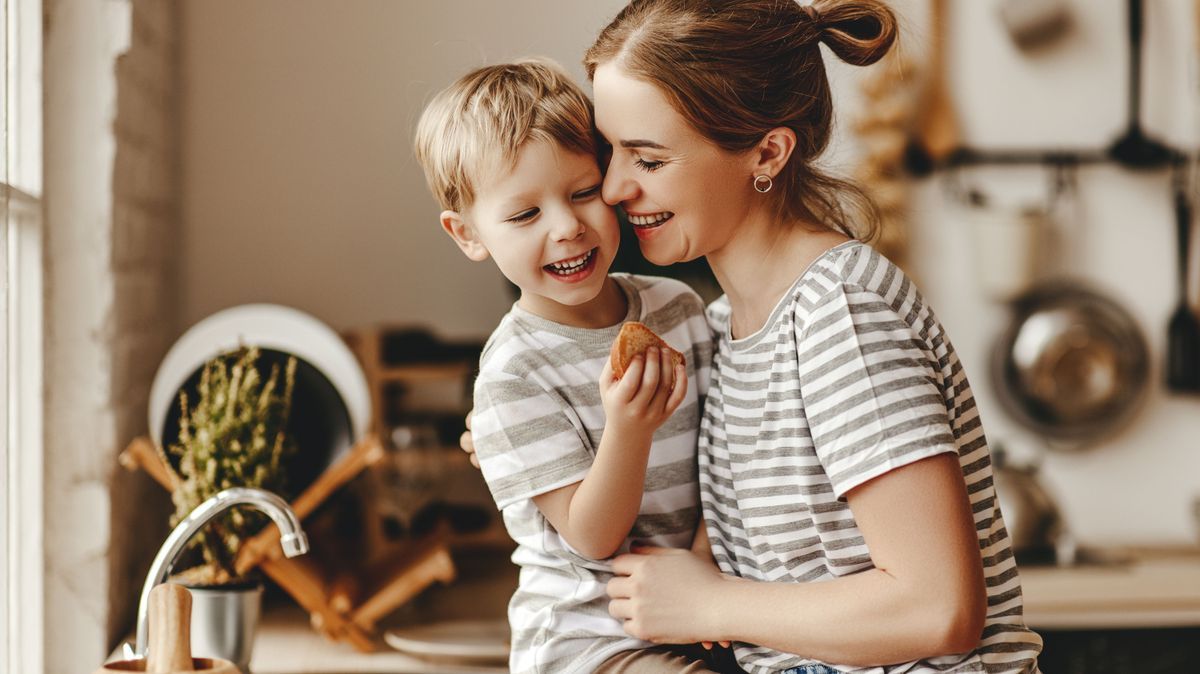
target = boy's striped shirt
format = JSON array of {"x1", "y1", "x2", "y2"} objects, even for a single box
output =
[{"x1": 472, "y1": 273, "x2": 713, "y2": 674}]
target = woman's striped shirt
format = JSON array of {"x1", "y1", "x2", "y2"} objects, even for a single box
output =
[{"x1": 698, "y1": 241, "x2": 1042, "y2": 674}]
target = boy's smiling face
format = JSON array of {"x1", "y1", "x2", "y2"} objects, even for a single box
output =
[{"x1": 441, "y1": 139, "x2": 621, "y2": 326}]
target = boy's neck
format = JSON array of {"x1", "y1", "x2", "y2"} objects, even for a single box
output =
[{"x1": 517, "y1": 275, "x2": 628, "y2": 329}]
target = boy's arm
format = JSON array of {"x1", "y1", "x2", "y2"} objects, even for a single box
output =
[{"x1": 533, "y1": 348, "x2": 687, "y2": 560}]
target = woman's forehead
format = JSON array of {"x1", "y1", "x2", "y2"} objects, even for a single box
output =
[{"x1": 592, "y1": 64, "x2": 686, "y2": 142}]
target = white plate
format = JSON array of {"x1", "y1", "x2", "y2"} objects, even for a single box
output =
[
  {"x1": 148, "y1": 303, "x2": 370, "y2": 445},
  {"x1": 384, "y1": 619, "x2": 510, "y2": 662}
]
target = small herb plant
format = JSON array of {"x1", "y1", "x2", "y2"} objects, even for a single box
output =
[{"x1": 160, "y1": 346, "x2": 297, "y2": 585}]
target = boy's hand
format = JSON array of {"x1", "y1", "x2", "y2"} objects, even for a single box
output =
[{"x1": 599, "y1": 346, "x2": 687, "y2": 440}]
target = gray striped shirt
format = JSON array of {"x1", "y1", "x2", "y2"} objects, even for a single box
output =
[
  {"x1": 473, "y1": 273, "x2": 713, "y2": 673},
  {"x1": 699, "y1": 241, "x2": 1042, "y2": 674}
]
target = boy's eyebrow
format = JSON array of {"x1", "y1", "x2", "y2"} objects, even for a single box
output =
[{"x1": 619, "y1": 139, "x2": 669, "y2": 150}]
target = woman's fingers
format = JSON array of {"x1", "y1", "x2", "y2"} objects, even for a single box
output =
[
  {"x1": 459, "y1": 410, "x2": 479, "y2": 468},
  {"x1": 606, "y1": 575, "x2": 633, "y2": 598}
]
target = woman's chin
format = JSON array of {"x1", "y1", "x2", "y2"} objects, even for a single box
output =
[{"x1": 638, "y1": 243, "x2": 683, "y2": 267}]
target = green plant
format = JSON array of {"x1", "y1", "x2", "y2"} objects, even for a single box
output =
[{"x1": 159, "y1": 346, "x2": 297, "y2": 585}]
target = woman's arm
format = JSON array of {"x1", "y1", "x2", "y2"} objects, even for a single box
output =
[
  {"x1": 607, "y1": 453, "x2": 987, "y2": 666},
  {"x1": 534, "y1": 349, "x2": 687, "y2": 560}
]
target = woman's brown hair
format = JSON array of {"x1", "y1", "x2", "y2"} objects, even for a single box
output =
[{"x1": 584, "y1": 0, "x2": 897, "y2": 241}]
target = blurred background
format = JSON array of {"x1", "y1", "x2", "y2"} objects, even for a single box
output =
[{"x1": 4, "y1": 0, "x2": 1200, "y2": 673}]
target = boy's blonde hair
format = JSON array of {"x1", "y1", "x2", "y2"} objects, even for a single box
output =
[{"x1": 414, "y1": 58, "x2": 597, "y2": 213}]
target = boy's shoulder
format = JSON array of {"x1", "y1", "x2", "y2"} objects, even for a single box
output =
[{"x1": 615, "y1": 273, "x2": 705, "y2": 314}]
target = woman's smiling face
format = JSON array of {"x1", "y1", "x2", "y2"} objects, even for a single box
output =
[{"x1": 593, "y1": 62, "x2": 756, "y2": 266}]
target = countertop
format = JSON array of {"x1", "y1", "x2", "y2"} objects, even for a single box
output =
[
  {"x1": 1019, "y1": 546, "x2": 1200, "y2": 630},
  {"x1": 117, "y1": 547, "x2": 1200, "y2": 673}
]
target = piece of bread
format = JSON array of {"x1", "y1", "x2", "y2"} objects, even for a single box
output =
[{"x1": 610, "y1": 321, "x2": 685, "y2": 379}]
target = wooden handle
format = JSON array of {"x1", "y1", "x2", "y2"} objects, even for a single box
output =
[
  {"x1": 146, "y1": 583, "x2": 194, "y2": 673},
  {"x1": 235, "y1": 435, "x2": 385, "y2": 575}
]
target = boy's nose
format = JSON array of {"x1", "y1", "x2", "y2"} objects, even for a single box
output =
[{"x1": 550, "y1": 213, "x2": 586, "y2": 241}]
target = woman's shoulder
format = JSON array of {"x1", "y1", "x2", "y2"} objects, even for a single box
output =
[{"x1": 795, "y1": 240, "x2": 914, "y2": 309}]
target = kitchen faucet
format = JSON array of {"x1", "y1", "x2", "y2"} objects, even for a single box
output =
[{"x1": 132, "y1": 487, "x2": 309, "y2": 658}]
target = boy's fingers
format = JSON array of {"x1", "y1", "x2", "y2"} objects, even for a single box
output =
[
  {"x1": 617, "y1": 355, "x2": 645, "y2": 399},
  {"x1": 633, "y1": 347, "x2": 661, "y2": 405},
  {"x1": 649, "y1": 351, "x2": 674, "y2": 412},
  {"x1": 665, "y1": 363, "x2": 688, "y2": 412}
]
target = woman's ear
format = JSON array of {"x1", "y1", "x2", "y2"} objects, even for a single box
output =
[
  {"x1": 751, "y1": 126, "x2": 797, "y2": 180},
  {"x1": 441, "y1": 210, "x2": 490, "y2": 262}
]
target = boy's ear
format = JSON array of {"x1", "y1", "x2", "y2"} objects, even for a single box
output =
[{"x1": 440, "y1": 210, "x2": 490, "y2": 262}]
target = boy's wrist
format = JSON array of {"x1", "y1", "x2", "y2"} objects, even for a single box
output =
[{"x1": 601, "y1": 420, "x2": 654, "y2": 449}]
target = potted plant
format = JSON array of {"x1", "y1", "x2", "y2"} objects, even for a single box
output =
[{"x1": 156, "y1": 345, "x2": 298, "y2": 669}]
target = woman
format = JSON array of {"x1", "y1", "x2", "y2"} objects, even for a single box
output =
[{"x1": 466, "y1": 1, "x2": 1042, "y2": 672}]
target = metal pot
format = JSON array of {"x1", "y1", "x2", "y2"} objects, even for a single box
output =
[
  {"x1": 991, "y1": 446, "x2": 1070, "y2": 565},
  {"x1": 992, "y1": 282, "x2": 1150, "y2": 447}
]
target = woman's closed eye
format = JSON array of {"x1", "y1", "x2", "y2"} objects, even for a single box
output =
[{"x1": 634, "y1": 156, "x2": 666, "y2": 172}]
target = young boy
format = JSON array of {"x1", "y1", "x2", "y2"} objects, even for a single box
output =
[{"x1": 413, "y1": 59, "x2": 716, "y2": 673}]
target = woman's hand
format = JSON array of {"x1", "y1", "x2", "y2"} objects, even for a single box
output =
[
  {"x1": 459, "y1": 410, "x2": 479, "y2": 469},
  {"x1": 606, "y1": 546, "x2": 728, "y2": 644}
]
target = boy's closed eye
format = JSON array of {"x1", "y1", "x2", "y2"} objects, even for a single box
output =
[
  {"x1": 572, "y1": 184, "x2": 602, "y2": 201},
  {"x1": 506, "y1": 207, "x2": 539, "y2": 224}
]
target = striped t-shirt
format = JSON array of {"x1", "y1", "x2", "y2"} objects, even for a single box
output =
[
  {"x1": 472, "y1": 273, "x2": 713, "y2": 674},
  {"x1": 699, "y1": 241, "x2": 1042, "y2": 674}
]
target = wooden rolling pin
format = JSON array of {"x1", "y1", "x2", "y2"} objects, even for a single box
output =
[{"x1": 94, "y1": 584, "x2": 239, "y2": 674}]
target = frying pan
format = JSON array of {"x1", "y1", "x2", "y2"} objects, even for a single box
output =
[{"x1": 992, "y1": 282, "x2": 1150, "y2": 446}]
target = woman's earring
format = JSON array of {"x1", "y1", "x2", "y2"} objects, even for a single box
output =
[{"x1": 753, "y1": 174, "x2": 773, "y2": 193}]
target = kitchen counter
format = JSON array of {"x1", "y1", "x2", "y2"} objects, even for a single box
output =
[
  {"x1": 1019, "y1": 546, "x2": 1200, "y2": 630},
  {"x1": 248, "y1": 603, "x2": 508, "y2": 674},
  {"x1": 115, "y1": 547, "x2": 1200, "y2": 672}
]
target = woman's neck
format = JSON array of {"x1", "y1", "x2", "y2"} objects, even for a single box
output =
[{"x1": 707, "y1": 215, "x2": 849, "y2": 340}]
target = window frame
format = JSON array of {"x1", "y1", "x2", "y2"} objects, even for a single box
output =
[{"x1": 3, "y1": 0, "x2": 42, "y2": 672}]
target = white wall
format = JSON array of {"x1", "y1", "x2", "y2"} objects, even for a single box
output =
[
  {"x1": 180, "y1": 0, "x2": 1200, "y2": 545},
  {"x1": 45, "y1": 0, "x2": 180, "y2": 670},
  {"x1": 179, "y1": 0, "x2": 627, "y2": 340}
]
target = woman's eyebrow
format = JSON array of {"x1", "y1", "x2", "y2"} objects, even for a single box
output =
[{"x1": 619, "y1": 139, "x2": 669, "y2": 150}]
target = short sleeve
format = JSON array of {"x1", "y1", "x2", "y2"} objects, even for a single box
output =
[
  {"x1": 796, "y1": 283, "x2": 958, "y2": 499},
  {"x1": 472, "y1": 371, "x2": 593, "y2": 509}
]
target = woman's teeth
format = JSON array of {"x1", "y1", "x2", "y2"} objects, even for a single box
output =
[
  {"x1": 545, "y1": 248, "x2": 595, "y2": 275},
  {"x1": 628, "y1": 212, "x2": 673, "y2": 228}
]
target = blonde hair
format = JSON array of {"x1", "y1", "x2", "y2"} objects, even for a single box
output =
[
  {"x1": 584, "y1": 0, "x2": 897, "y2": 241},
  {"x1": 414, "y1": 58, "x2": 597, "y2": 212}
]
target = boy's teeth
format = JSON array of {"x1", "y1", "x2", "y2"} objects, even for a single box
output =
[
  {"x1": 629, "y1": 212, "x2": 673, "y2": 227},
  {"x1": 547, "y1": 249, "x2": 595, "y2": 273}
]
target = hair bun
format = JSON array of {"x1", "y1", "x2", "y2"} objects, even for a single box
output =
[{"x1": 809, "y1": 0, "x2": 897, "y2": 67}]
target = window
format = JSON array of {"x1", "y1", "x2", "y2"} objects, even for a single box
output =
[{"x1": 3, "y1": 0, "x2": 41, "y2": 672}]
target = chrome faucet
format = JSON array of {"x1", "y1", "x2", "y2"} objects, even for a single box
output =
[{"x1": 133, "y1": 487, "x2": 309, "y2": 657}]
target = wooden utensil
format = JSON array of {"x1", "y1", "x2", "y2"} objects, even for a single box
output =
[
  {"x1": 93, "y1": 584, "x2": 239, "y2": 674},
  {"x1": 905, "y1": 0, "x2": 960, "y2": 175},
  {"x1": 1167, "y1": 169, "x2": 1200, "y2": 392}
]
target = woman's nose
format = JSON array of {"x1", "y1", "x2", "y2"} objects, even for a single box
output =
[{"x1": 602, "y1": 160, "x2": 637, "y2": 206}]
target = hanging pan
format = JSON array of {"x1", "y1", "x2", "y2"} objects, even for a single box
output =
[{"x1": 992, "y1": 282, "x2": 1150, "y2": 447}]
